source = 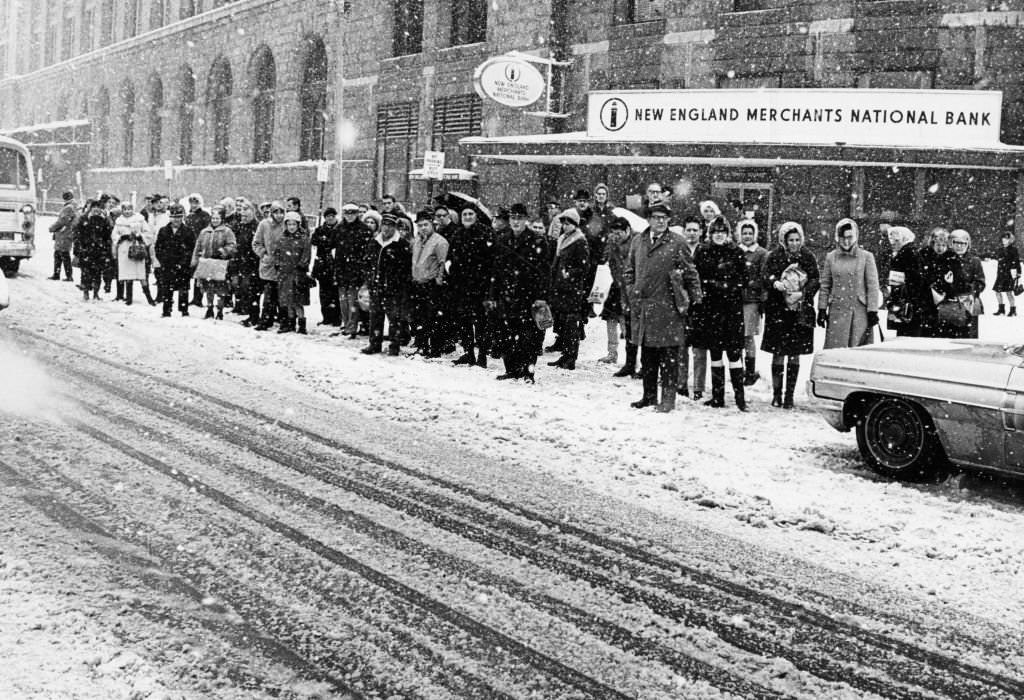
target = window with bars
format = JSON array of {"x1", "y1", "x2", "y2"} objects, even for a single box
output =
[
  {"x1": 61, "y1": 17, "x2": 75, "y2": 60},
  {"x1": 82, "y1": 9, "x2": 94, "y2": 52},
  {"x1": 100, "y1": 0, "x2": 113, "y2": 46},
  {"x1": 149, "y1": 77, "x2": 163, "y2": 165},
  {"x1": 251, "y1": 48, "x2": 276, "y2": 163},
  {"x1": 125, "y1": 0, "x2": 140, "y2": 38},
  {"x1": 208, "y1": 59, "x2": 233, "y2": 164},
  {"x1": 121, "y1": 82, "x2": 135, "y2": 166},
  {"x1": 432, "y1": 94, "x2": 482, "y2": 152},
  {"x1": 614, "y1": 0, "x2": 665, "y2": 24},
  {"x1": 393, "y1": 0, "x2": 424, "y2": 56},
  {"x1": 451, "y1": 0, "x2": 487, "y2": 45},
  {"x1": 180, "y1": 0, "x2": 196, "y2": 20},
  {"x1": 179, "y1": 68, "x2": 195, "y2": 165},
  {"x1": 150, "y1": 0, "x2": 165, "y2": 30},
  {"x1": 376, "y1": 102, "x2": 418, "y2": 201},
  {"x1": 96, "y1": 88, "x2": 110, "y2": 166}
]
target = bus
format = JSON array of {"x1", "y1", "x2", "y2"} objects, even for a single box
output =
[{"x1": 0, "y1": 136, "x2": 37, "y2": 277}]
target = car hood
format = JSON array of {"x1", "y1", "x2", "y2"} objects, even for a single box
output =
[{"x1": 813, "y1": 338, "x2": 1022, "y2": 392}]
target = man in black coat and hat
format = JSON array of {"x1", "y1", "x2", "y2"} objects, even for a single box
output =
[
  {"x1": 311, "y1": 207, "x2": 342, "y2": 326},
  {"x1": 490, "y1": 203, "x2": 550, "y2": 381},
  {"x1": 447, "y1": 204, "x2": 496, "y2": 368},
  {"x1": 153, "y1": 203, "x2": 198, "y2": 317},
  {"x1": 362, "y1": 213, "x2": 412, "y2": 356}
]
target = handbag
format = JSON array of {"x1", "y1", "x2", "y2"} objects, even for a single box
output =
[
  {"x1": 531, "y1": 300, "x2": 554, "y2": 330},
  {"x1": 127, "y1": 239, "x2": 148, "y2": 261},
  {"x1": 886, "y1": 288, "x2": 915, "y2": 325},
  {"x1": 1014, "y1": 280, "x2": 1023, "y2": 297},
  {"x1": 960, "y1": 294, "x2": 983, "y2": 317},
  {"x1": 936, "y1": 299, "x2": 970, "y2": 327},
  {"x1": 301, "y1": 273, "x2": 317, "y2": 290},
  {"x1": 193, "y1": 257, "x2": 229, "y2": 281}
]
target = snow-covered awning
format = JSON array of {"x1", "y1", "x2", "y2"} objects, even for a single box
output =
[
  {"x1": 408, "y1": 167, "x2": 477, "y2": 181},
  {"x1": 460, "y1": 132, "x2": 1024, "y2": 171}
]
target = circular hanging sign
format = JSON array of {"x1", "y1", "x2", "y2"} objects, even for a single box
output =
[{"x1": 473, "y1": 56, "x2": 546, "y2": 108}]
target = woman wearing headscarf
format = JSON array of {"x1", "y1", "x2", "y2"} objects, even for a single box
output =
[
  {"x1": 274, "y1": 211, "x2": 313, "y2": 334},
  {"x1": 547, "y1": 208, "x2": 590, "y2": 370},
  {"x1": 885, "y1": 225, "x2": 926, "y2": 337},
  {"x1": 692, "y1": 215, "x2": 749, "y2": 410},
  {"x1": 190, "y1": 205, "x2": 237, "y2": 319},
  {"x1": 111, "y1": 200, "x2": 155, "y2": 306},
  {"x1": 818, "y1": 218, "x2": 881, "y2": 349},
  {"x1": 737, "y1": 218, "x2": 768, "y2": 385},
  {"x1": 949, "y1": 229, "x2": 985, "y2": 339},
  {"x1": 923, "y1": 229, "x2": 969, "y2": 339},
  {"x1": 698, "y1": 200, "x2": 722, "y2": 241},
  {"x1": 599, "y1": 216, "x2": 634, "y2": 366},
  {"x1": 761, "y1": 221, "x2": 820, "y2": 408}
]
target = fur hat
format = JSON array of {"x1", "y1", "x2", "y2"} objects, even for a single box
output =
[
  {"x1": 835, "y1": 217, "x2": 859, "y2": 241},
  {"x1": 559, "y1": 208, "x2": 581, "y2": 225}
]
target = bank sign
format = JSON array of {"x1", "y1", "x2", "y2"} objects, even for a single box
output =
[{"x1": 587, "y1": 89, "x2": 1003, "y2": 148}]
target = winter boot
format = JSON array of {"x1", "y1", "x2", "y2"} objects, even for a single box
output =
[
  {"x1": 143, "y1": 284, "x2": 156, "y2": 306},
  {"x1": 655, "y1": 376, "x2": 677, "y2": 413},
  {"x1": 204, "y1": 305, "x2": 215, "y2": 319},
  {"x1": 730, "y1": 367, "x2": 748, "y2": 412},
  {"x1": 704, "y1": 366, "x2": 726, "y2": 408},
  {"x1": 743, "y1": 356, "x2": 760, "y2": 386},
  {"x1": 215, "y1": 307, "x2": 224, "y2": 321},
  {"x1": 453, "y1": 350, "x2": 476, "y2": 366},
  {"x1": 771, "y1": 363, "x2": 784, "y2": 407},
  {"x1": 631, "y1": 369, "x2": 658, "y2": 409},
  {"x1": 277, "y1": 317, "x2": 296, "y2": 334},
  {"x1": 782, "y1": 364, "x2": 798, "y2": 407},
  {"x1": 613, "y1": 342, "x2": 637, "y2": 377},
  {"x1": 297, "y1": 318, "x2": 307, "y2": 335},
  {"x1": 995, "y1": 303, "x2": 1006, "y2": 316},
  {"x1": 1010, "y1": 306, "x2": 1018, "y2": 317},
  {"x1": 598, "y1": 320, "x2": 619, "y2": 363}
]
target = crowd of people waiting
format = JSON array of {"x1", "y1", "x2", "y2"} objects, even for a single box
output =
[{"x1": 45, "y1": 181, "x2": 1022, "y2": 413}]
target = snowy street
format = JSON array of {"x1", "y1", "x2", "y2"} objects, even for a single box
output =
[{"x1": 2, "y1": 224, "x2": 1024, "y2": 698}]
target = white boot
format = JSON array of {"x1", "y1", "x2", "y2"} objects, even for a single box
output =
[{"x1": 598, "y1": 319, "x2": 619, "y2": 363}]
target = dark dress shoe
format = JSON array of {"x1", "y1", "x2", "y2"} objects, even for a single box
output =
[
  {"x1": 547, "y1": 356, "x2": 566, "y2": 367},
  {"x1": 495, "y1": 373, "x2": 520, "y2": 380},
  {"x1": 561, "y1": 359, "x2": 576, "y2": 370},
  {"x1": 161, "y1": 311, "x2": 171, "y2": 318},
  {"x1": 387, "y1": 346, "x2": 400, "y2": 356},
  {"x1": 476, "y1": 355, "x2": 487, "y2": 368},
  {"x1": 452, "y1": 353, "x2": 476, "y2": 366},
  {"x1": 631, "y1": 397, "x2": 656, "y2": 409},
  {"x1": 544, "y1": 343, "x2": 562, "y2": 353},
  {"x1": 180, "y1": 309, "x2": 189, "y2": 317},
  {"x1": 361, "y1": 345, "x2": 382, "y2": 355},
  {"x1": 204, "y1": 307, "x2": 215, "y2": 319},
  {"x1": 692, "y1": 391, "x2": 703, "y2": 401},
  {"x1": 48, "y1": 275, "x2": 60, "y2": 280},
  {"x1": 612, "y1": 365, "x2": 635, "y2": 378},
  {"x1": 677, "y1": 386, "x2": 689, "y2": 397},
  {"x1": 215, "y1": 309, "x2": 224, "y2": 320}
]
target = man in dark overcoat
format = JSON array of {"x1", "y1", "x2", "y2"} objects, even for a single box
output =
[
  {"x1": 491, "y1": 203, "x2": 550, "y2": 381},
  {"x1": 333, "y1": 203, "x2": 374, "y2": 338},
  {"x1": 310, "y1": 207, "x2": 342, "y2": 326},
  {"x1": 623, "y1": 203, "x2": 702, "y2": 412},
  {"x1": 153, "y1": 203, "x2": 198, "y2": 317},
  {"x1": 49, "y1": 190, "x2": 78, "y2": 281},
  {"x1": 362, "y1": 213, "x2": 412, "y2": 356},
  {"x1": 447, "y1": 205, "x2": 495, "y2": 368},
  {"x1": 547, "y1": 208, "x2": 590, "y2": 370}
]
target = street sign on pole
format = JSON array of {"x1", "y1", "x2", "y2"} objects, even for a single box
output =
[
  {"x1": 164, "y1": 160, "x2": 173, "y2": 182},
  {"x1": 422, "y1": 150, "x2": 445, "y2": 180},
  {"x1": 316, "y1": 160, "x2": 331, "y2": 183}
]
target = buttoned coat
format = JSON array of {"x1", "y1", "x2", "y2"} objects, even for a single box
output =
[
  {"x1": 819, "y1": 245, "x2": 881, "y2": 349},
  {"x1": 624, "y1": 228, "x2": 702, "y2": 348}
]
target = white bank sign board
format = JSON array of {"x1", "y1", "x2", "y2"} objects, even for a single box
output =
[{"x1": 587, "y1": 89, "x2": 1004, "y2": 149}]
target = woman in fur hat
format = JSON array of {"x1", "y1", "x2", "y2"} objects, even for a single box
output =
[
  {"x1": 761, "y1": 221, "x2": 820, "y2": 408},
  {"x1": 885, "y1": 225, "x2": 926, "y2": 337},
  {"x1": 818, "y1": 218, "x2": 881, "y2": 349}
]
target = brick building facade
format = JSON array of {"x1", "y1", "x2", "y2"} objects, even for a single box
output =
[{"x1": 1, "y1": 0, "x2": 1024, "y2": 253}]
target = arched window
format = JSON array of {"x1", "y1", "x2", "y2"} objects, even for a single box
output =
[
  {"x1": 179, "y1": 66, "x2": 195, "y2": 164},
  {"x1": 148, "y1": 75, "x2": 163, "y2": 165},
  {"x1": 299, "y1": 36, "x2": 327, "y2": 161},
  {"x1": 121, "y1": 80, "x2": 135, "y2": 166},
  {"x1": 250, "y1": 46, "x2": 275, "y2": 163},
  {"x1": 207, "y1": 57, "x2": 232, "y2": 164},
  {"x1": 179, "y1": 0, "x2": 195, "y2": 20},
  {"x1": 95, "y1": 87, "x2": 110, "y2": 166}
]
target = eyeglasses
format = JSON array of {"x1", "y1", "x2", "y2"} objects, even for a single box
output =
[
  {"x1": 951, "y1": 240, "x2": 969, "y2": 246},
  {"x1": 271, "y1": 208, "x2": 285, "y2": 214}
]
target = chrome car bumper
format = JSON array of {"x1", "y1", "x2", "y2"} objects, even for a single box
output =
[
  {"x1": 806, "y1": 380, "x2": 848, "y2": 432},
  {"x1": 0, "y1": 241, "x2": 33, "y2": 258}
]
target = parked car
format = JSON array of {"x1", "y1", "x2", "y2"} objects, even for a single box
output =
[
  {"x1": 808, "y1": 337, "x2": 1024, "y2": 480},
  {"x1": 0, "y1": 269, "x2": 8, "y2": 309}
]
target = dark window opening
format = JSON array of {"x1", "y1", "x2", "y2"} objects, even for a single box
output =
[
  {"x1": 121, "y1": 81, "x2": 135, "y2": 166},
  {"x1": 299, "y1": 37, "x2": 328, "y2": 160},
  {"x1": 251, "y1": 47, "x2": 276, "y2": 163},
  {"x1": 375, "y1": 102, "x2": 418, "y2": 201},
  {"x1": 393, "y1": 0, "x2": 424, "y2": 56},
  {"x1": 432, "y1": 94, "x2": 482, "y2": 152},
  {"x1": 614, "y1": 0, "x2": 665, "y2": 23},
  {"x1": 208, "y1": 58, "x2": 233, "y2": 164},
  {"x1": 149, "y1": 76, "x2": 163, "y2": 165},
  {"x1": 179, "y1": 67, "x2": 195, "y2": 165},
  {"x1": 451, "y1": 0, "x2": 487, "y2": 45}
]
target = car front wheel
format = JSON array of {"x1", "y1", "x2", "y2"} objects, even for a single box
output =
[
  {"x1": 855, "y1": 396, "x2": 943, "y2": 480},
  {"x1": 0, "y1": 258, "x2": 18, "y2": 277}
]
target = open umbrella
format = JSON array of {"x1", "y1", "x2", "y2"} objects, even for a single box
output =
[
  {"x1": 611, "y1": 206, "x2": 648, "y2": 233},
  {"x1": 436, "y1": 192, "x2": 493, "y2": 227}
]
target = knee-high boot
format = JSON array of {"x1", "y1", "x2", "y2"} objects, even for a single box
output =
[
  {"x1": 784, "y1": 360, "x2": 800, "y2": 408},
  {"x1": 730, "y1": 367, "x2": 748, "y2": 411},
  {"x1": 599, "y1": 320, "x2": 619, "y2": 363},
  {"x1": 771, "y1": 362, "x2": 784, "y2": 407},
  {"x1": 704, "y1": 366, "x2": 726, "y2": 407},
  {"x1": 614, "y1": 342, "x2": 637, "y2": 377}
]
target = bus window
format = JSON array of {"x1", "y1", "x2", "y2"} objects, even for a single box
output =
[{"x1": 0, "y1": 147, "x2": 29, "y2": 189}]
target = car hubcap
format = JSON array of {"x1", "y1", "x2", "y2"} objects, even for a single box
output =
[{"x1": 867, "y1": 399, "x2": 926, "y2": 469}]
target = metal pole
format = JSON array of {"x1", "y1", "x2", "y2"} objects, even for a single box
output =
[{"x1": 333, "y1": 2, "x2": 347, "y2": 208}]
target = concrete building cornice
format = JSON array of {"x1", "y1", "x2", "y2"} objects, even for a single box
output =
[{"x1": 0, "y1": 0, "x2": 302, "y2": 90}]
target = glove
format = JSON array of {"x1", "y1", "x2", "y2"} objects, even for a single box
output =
[
  {"x1": 816, "y1": 308, "x2": 828, "y2": 328},
  {"x1": 867, "y1": 310, "x2": 879, "y2": 327}
]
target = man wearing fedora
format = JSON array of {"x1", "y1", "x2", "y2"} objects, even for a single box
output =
[{"x1": 623, "y1": 202, "x2": 702, "y2": 412}]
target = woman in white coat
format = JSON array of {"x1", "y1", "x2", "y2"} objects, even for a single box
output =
[
  {"x1": 111, "y1": 201, "x2": 155, "y2": 305},
  {"x1": 817, "y1": 218, "x2": 881, "y2": 348}
]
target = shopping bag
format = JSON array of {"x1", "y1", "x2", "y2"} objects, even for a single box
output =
[{"x1": 193, "y1": 257, "x2": 228, "y2": 281}]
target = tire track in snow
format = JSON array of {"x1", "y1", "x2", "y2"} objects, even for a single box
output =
[{"x1": 15, "y1": 327, "x2": 1024, "y2": 700}]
